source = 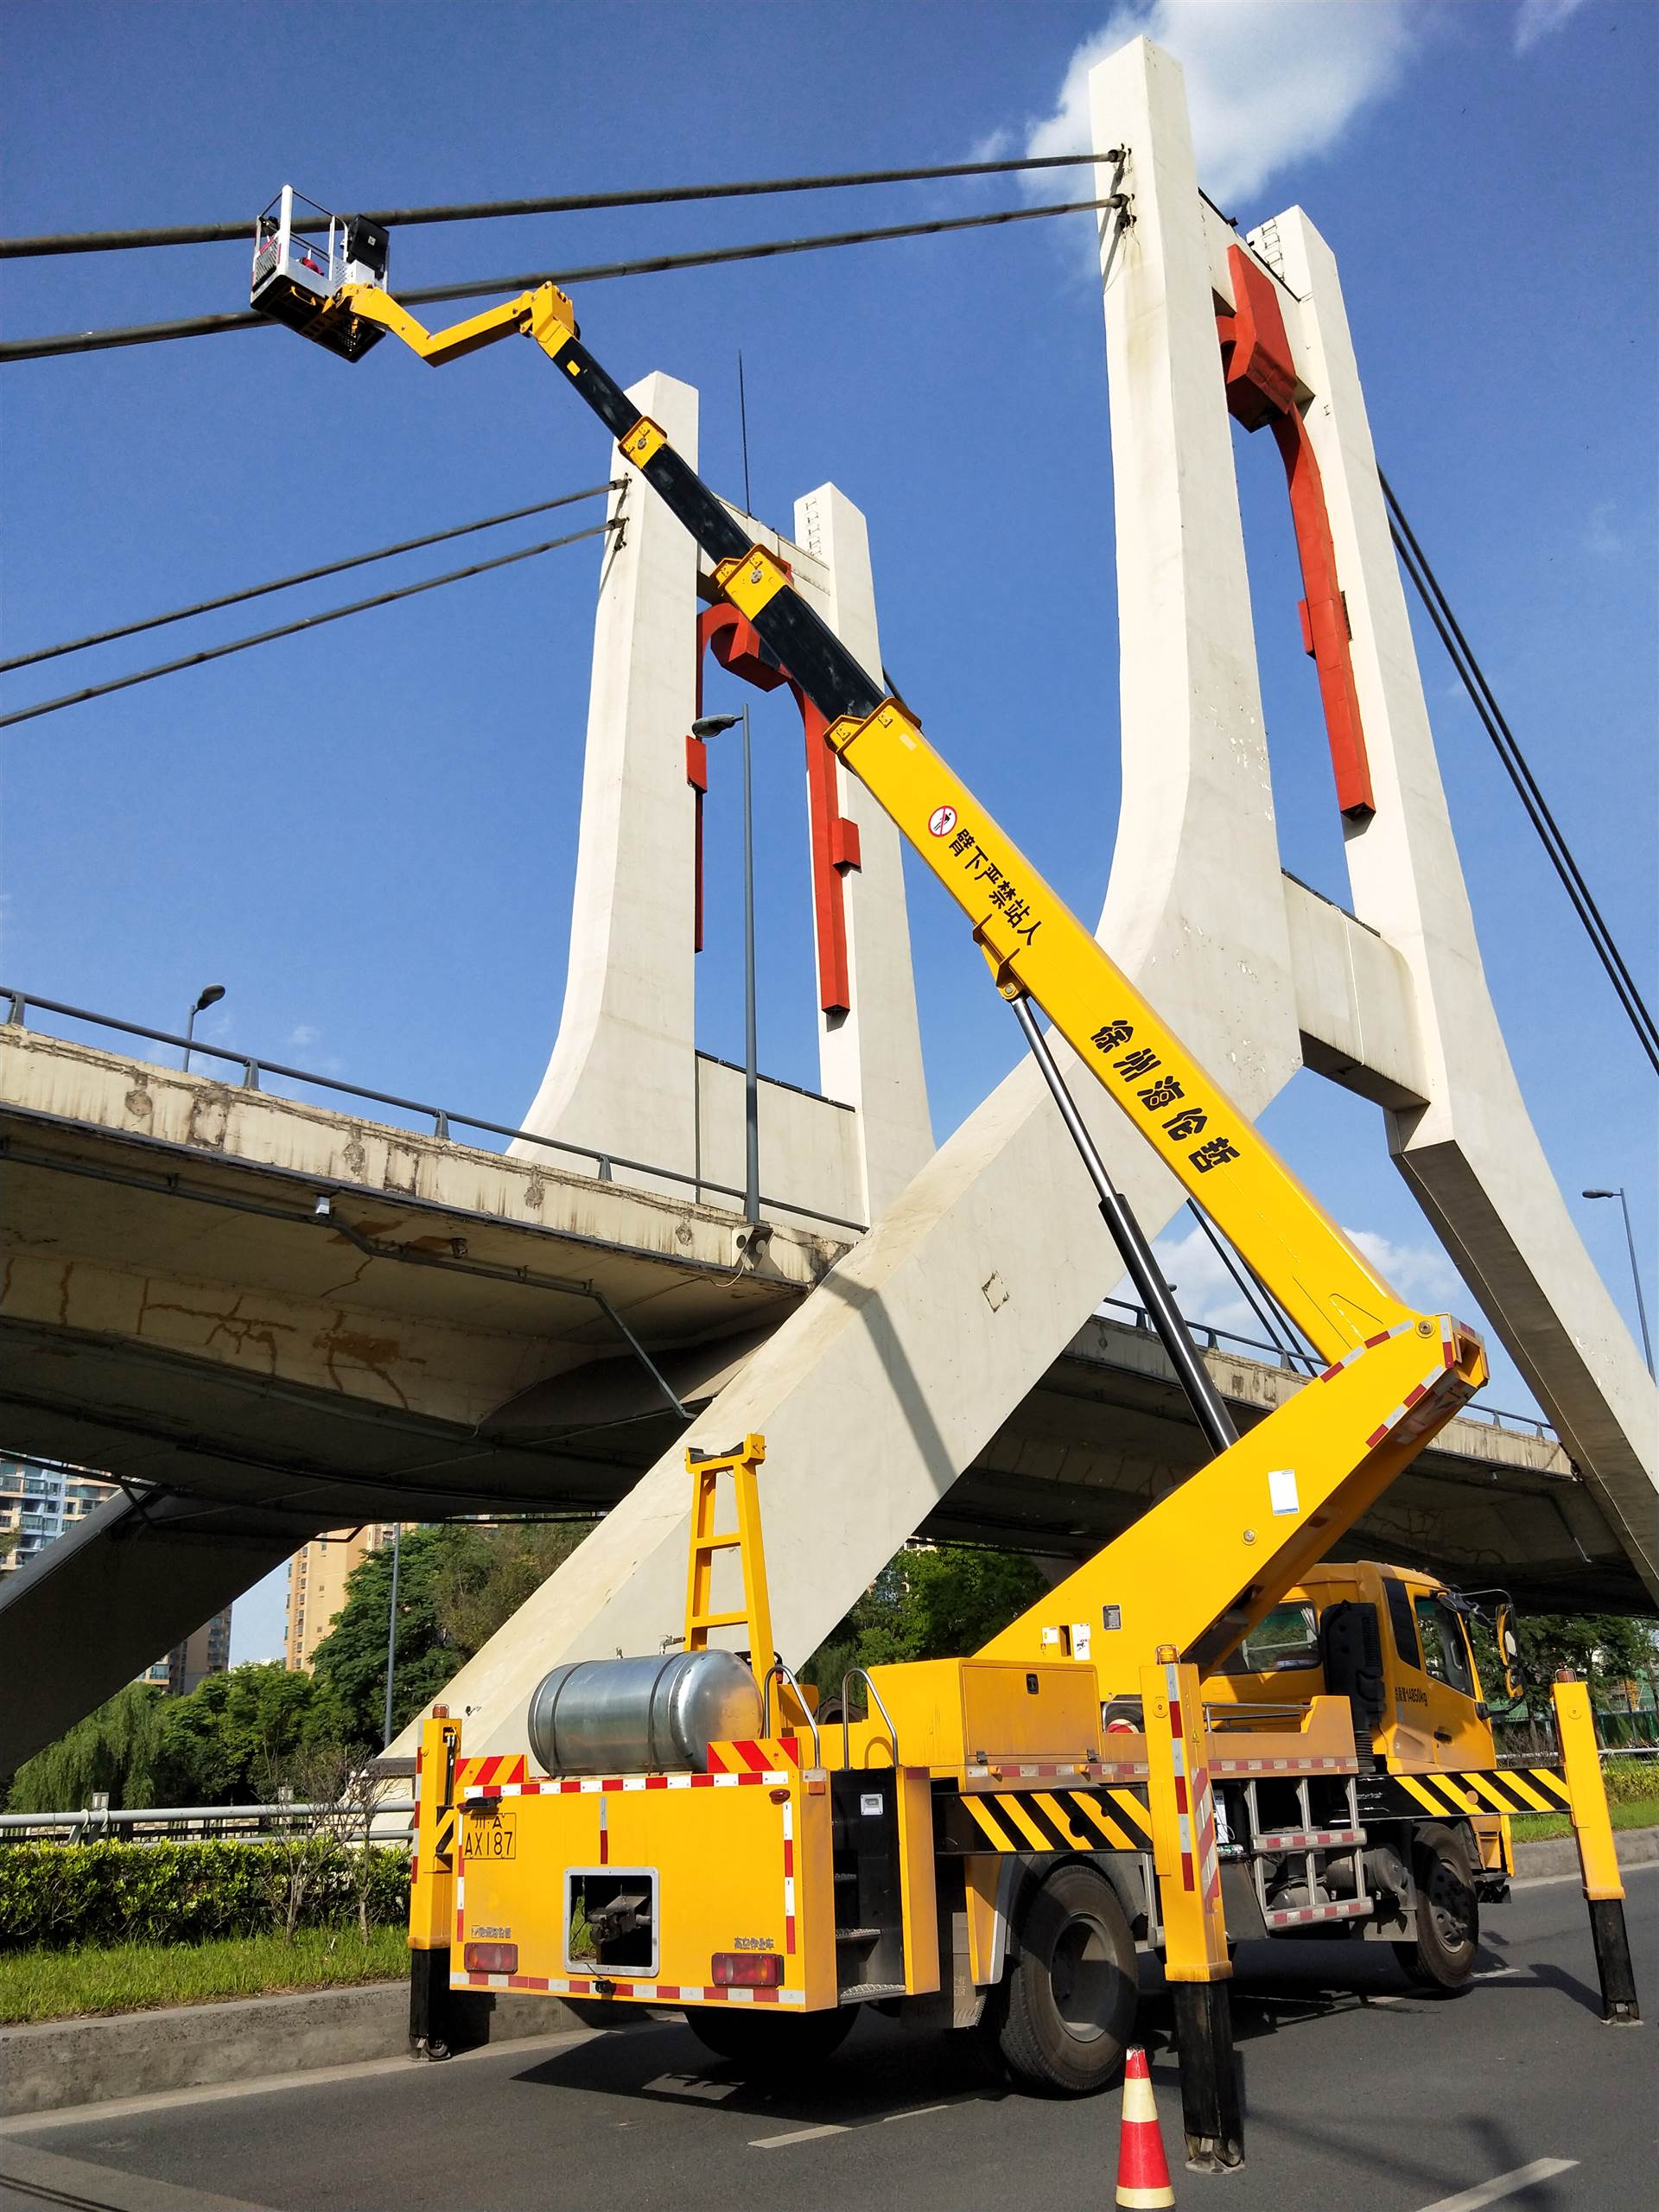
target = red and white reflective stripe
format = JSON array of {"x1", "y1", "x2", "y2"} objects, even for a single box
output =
[
  {"x1": 598, "y1": 1794, "x2": 608, "y2": 1866},
  {"x1": 454, "y1": 1858, "x2": 464, "y2": 1948},
  {"x1": 1265, "y1": 1899, "x2": 1371, "y2": 1928},
  {"x1": 464, "y1": 1755, "x2": 527, "y2": 1790},
  {"x1": 1317, "y1": 1319, "x2": 1414, "y2": 1382},
  {"x1": 454, "y1": 1971, "x2": 807, "y2": 2006},
  {"x1": 1254, "y1": 1828, "x2": 1363, "y2": 1851},
  {"x1": 1364, "y1": 1361, "x2": 1445, "y2": 1449},
  {"x1": 462, "y1": 1769, "x2": 791, "y2": 1801},
  {"x1": 1210, "y1": 1755, "x2": 1356, "y2": 1776},
  {"x1": 706, "y1": 1736, "x2": 801, "y2": 1774},
  {"x1": 782, "y1": 1796, "x2": 798, "y2": 1949},
  {"x1": 1166, "y1": 1663, "x2": 1196, "y2": 1892}
]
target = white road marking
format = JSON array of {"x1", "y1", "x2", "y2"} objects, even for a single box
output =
[
  {"x1": 750, "y1": 2121, "x2": 852, "y2": 2149},
  {"x1": 1415, "y1": 2158, "x2": 1578, "y2": 2210},
  {"x1": 1471, "y1": 1967, "x2": 1524, "y2": 1980},
  {"x1": 882, "y1": 2103, "x2": 948, "y2": 2123}
]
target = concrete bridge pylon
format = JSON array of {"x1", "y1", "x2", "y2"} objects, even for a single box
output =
[{"x1": 403, "y1": 38, "x2": 1653, "y2": 1759}]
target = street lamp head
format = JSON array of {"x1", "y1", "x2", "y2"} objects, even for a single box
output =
[
  {"x1": 690, "y1": 714, "x2": 741, "y2": 738},
  {"x1": 1582, "y1": 1189, "x2": 1619, "y2": 1200},
  {"x1": 194, "y1": 984, "x2": 226, "y2": 1014}
]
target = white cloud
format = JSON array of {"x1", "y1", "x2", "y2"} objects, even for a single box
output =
[
  {"x1": 1105, "y1": 1218, "x2": 1465, "y2": 1348},
  {"x1": 1582, "y1": 499, "x2": 1621, "y2": 559},
  {"x1": 1023, "y1": 0, "x2": 1418, "y2": 211},
  {"x1": 287, "y1": 1022, "x2": 321, "y2": 1049},
  {"x1": 1342, "y1": 1225, "x2": 1463, "y2": 1310},
  {"x1": 1514, "y1": 0, "x2": 1590, "y2": 56}
]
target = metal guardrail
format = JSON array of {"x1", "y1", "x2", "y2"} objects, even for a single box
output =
[
  {"x1": 1096, "y1": 1294, "x2": 1557, "y2": 1445},
  {"x1": 0, "y1": 984, "x2": 870, "y2": 1237},
  {"x1": 0, "y1": 1799, "x2": 416, "y2": 1845}
]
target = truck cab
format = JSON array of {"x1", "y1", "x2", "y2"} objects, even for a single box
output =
[
  {"x1": 1204, "y1": 1560, "x2": 1496, "y2": 1773},
  {"x1": 1204, "y1": 1560, "x2": 1513, "y2": 1904}
]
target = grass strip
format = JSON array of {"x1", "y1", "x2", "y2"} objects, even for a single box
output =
[
  {"x1": 1510, "y1": 1797, "x2": 1659, "y2": 1845},
  {"x1": 0, "y1": 1924, "x2": 409, "y2": 2024}
]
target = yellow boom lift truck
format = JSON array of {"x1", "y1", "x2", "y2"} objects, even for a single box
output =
[{"x1": 252, "y1": 194, "x2": 1639, "y2": 2171}]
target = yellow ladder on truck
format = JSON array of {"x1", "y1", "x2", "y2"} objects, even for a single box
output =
[{"x1": 683, "y1": 1433, "x2": 774, "y2": 1669}]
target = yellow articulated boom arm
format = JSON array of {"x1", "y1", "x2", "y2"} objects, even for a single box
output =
[{"x1": 282, "y1": 266, "x2": 1486, "y2": 1681}]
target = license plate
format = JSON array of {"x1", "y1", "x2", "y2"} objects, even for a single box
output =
[{"x1": 467, "y1": 1813, "x2": 516, "y2": 1860}]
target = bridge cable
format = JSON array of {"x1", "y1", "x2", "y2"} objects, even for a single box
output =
[
  {"x1": 0, "y1": 194, "x2": 1125, "y2": 363},
  {"x1": 0, "y1": 481, "x2": 620, "y2": 675},
  {"x1": 1382, "y1": 472, "x2": 1659, "y2": 1077},
  {"x1": 0, "y1": 517, "x2": 618, "y2": 731},
  {"x1": 1182, "y1": 1199, "x2": 1314, "y2": 1373},
  {"x1": 0, "y1": 150, "x2": 1124, "y2": 257}
]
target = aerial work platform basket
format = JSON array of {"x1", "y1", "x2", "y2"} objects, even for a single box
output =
[{"x1": 250, "y1": 186, "x2": 389, "y2": 361}]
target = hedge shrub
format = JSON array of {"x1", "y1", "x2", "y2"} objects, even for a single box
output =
[{"x1": 0, "y1": 1840, "x2": 409, "y2": 1952}]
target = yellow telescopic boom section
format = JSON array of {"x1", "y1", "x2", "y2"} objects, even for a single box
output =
[
  {"x1": 333, "y1": 276, "x2": 1423, "y2": 1368},
  {"x1": 278, "y1": 268, "x2": 1489, "y2": 1675}
]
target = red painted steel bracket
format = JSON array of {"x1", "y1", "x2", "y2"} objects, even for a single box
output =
[
  {"x1": 691, "y1": 598, "x2": 860, "y2": 1013},
  {"x1": 1217, "y1": 244, "x2": 1376, "y2": 820}
]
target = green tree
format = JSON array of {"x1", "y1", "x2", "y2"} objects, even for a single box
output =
[
  {"x1": 801, "y1": 1542, "x2": 1049, "y2": 1703},
  {"x1": 151, "y1": 1663, "x2": 330, "y2": 1804},
  {"x1": 308, "y1": 1525, "x2": 493, "y2": 1751},
  {"x1": 1512, "y1": 1613, "x2": 1656, "y2": 1713},
  {"x1": 8, "y1": 1684, "x2": 166, "y2": 1812},
  {"x1": 306, "y1": 1519, "x2": 600, "y2": 1752},
  {"x1": 429, "y1": 1519, "x2": 594, "y2": 1654}
]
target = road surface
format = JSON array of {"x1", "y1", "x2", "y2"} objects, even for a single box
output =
[{"x1": 3, "y1": 1867, "x2": 1653, "y2": 2212}]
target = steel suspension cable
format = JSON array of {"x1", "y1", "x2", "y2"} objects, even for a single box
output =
[
  {"x1": 0, "y1": 150, "x2": 1123, "y2": 257},
  {"x1": 1381, "y1": 472, "x2": 1659, "y2": 1077},
  {"x1": 0, "y1": 517, "x2": 618, "y2": 731},
  {"x1": 1182, "y1": 1199, "x2": 1312, "y2": 1370},
  {"x1": 0, "y1": 194, "x2": 1124, "y2": 364},
  {"x1": 0, "y1": 481, "x2": 620, "y2": 675}
]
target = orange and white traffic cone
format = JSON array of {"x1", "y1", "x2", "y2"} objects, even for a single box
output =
[{"x1": 1116, "y1": 2046, "x2": 1175, "y2": 2209}]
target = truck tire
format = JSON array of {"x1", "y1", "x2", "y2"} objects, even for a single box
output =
[
  {"x1": 1394, "y1": 1828, "x2": 1478, "y2": 1993},
  {"x1": 684, "y1": 2003, "x2": 855, "y2": 2070},
  {"x1": 995, "y1": 1861, "x2": 1137, "y2": 2095}
]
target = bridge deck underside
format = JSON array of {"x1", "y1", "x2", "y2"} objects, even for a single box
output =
[{"x1": 0, "y1": 1042, "x2": 1638, "y2": 1767}]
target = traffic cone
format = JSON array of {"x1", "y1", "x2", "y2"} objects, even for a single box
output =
[{"x1": 1116, "y1": 2046, "x2": 1175, "y2": 2209}]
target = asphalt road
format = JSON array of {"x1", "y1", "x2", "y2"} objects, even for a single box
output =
[{"x1": 4, "y1": 1868, "x2": 1654, "y2": 2212}]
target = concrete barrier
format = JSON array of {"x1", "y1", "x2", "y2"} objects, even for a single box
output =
[
  {"x1": 1511, "y1": 1826, "x2": 1659, "y2": 1882},
  {"x1": 0, "y1": 1979, "x2": 579, "y2": 2120}
]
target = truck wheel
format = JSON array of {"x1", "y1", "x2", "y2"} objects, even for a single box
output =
[
  {"x1": 996, "y1": 1861, "x2": 1137, "y2": 2095},
  {"x1": 685, "y1": 2004, "x2": 855, "y2": 2070},
  {"x1": 1394, "y1": 1830, "x2": 1478, "y2": 1992}
]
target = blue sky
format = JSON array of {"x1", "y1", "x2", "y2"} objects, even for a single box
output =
[{"x1": 2, "y1": 2, "x2": 1652, "y2": 1663}]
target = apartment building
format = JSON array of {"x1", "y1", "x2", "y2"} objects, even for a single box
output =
[
  {"x1": 2, "y1": 1456, "x2": 232, "y2": 1692},
  {"x1": 284, "y1": 1523, "x2": 413, "y2": 1671}
]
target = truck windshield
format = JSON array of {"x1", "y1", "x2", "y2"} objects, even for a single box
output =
[
  {"x1": 1413, "y1": 1596, "x2": 1476, "y2": 1696},
  {"x1": 1234, "y1": 1603, "x2": 1319, "y2": 1673}
]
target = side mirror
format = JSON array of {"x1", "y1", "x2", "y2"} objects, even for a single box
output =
[{"x1": 1493, "y1": 1601, "x2": 1526, "y2": 1703}]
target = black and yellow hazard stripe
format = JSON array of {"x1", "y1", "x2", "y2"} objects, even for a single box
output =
[
  {"x1": 434, "y1": 1808, "x2": 456, "y2": 1865},
  {"x1": 1357, "y1": 1766, "x2": 1572, "y2": 1822},
  {"x1": 938, "y1": 1784, "x2": 1154, "y2": 1857}
]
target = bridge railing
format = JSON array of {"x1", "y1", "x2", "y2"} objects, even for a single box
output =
[
  {"x1": 1095, "y1": 1294, "x2": 1557, "y2": 1444},
  {"x1": 0, "y1": 984, "x2": 869, "y2": 1236},
  {"x1": 0, "y1": 1799, "x2": 416, "y2": 1847}
]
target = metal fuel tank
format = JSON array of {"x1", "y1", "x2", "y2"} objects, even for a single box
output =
[{"x1": 527, "y1": 1649, "x2": 764, "y2": 1777}]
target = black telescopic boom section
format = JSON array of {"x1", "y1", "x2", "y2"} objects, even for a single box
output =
[
  {"x1": 556, "y1": 334, "x2": 885, "y2": 725},
  {"x1": 1011, "y1": 995, "x2": 1238, "y2": 1457}
]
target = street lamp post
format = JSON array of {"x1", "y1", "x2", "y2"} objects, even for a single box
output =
[
  {"x1": 1584, "y1": 1187, "x2": 1655, "y2": 1378},
  {"x1": 182, "y1": 983, "x2": 226, "y2": 1073},
  {"x1": 381, "y1": 1521, "x2": 403, "y2": 1751},
  {"x1": 691, "y1": 710, "x2": 759, "y2": 1224}
]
